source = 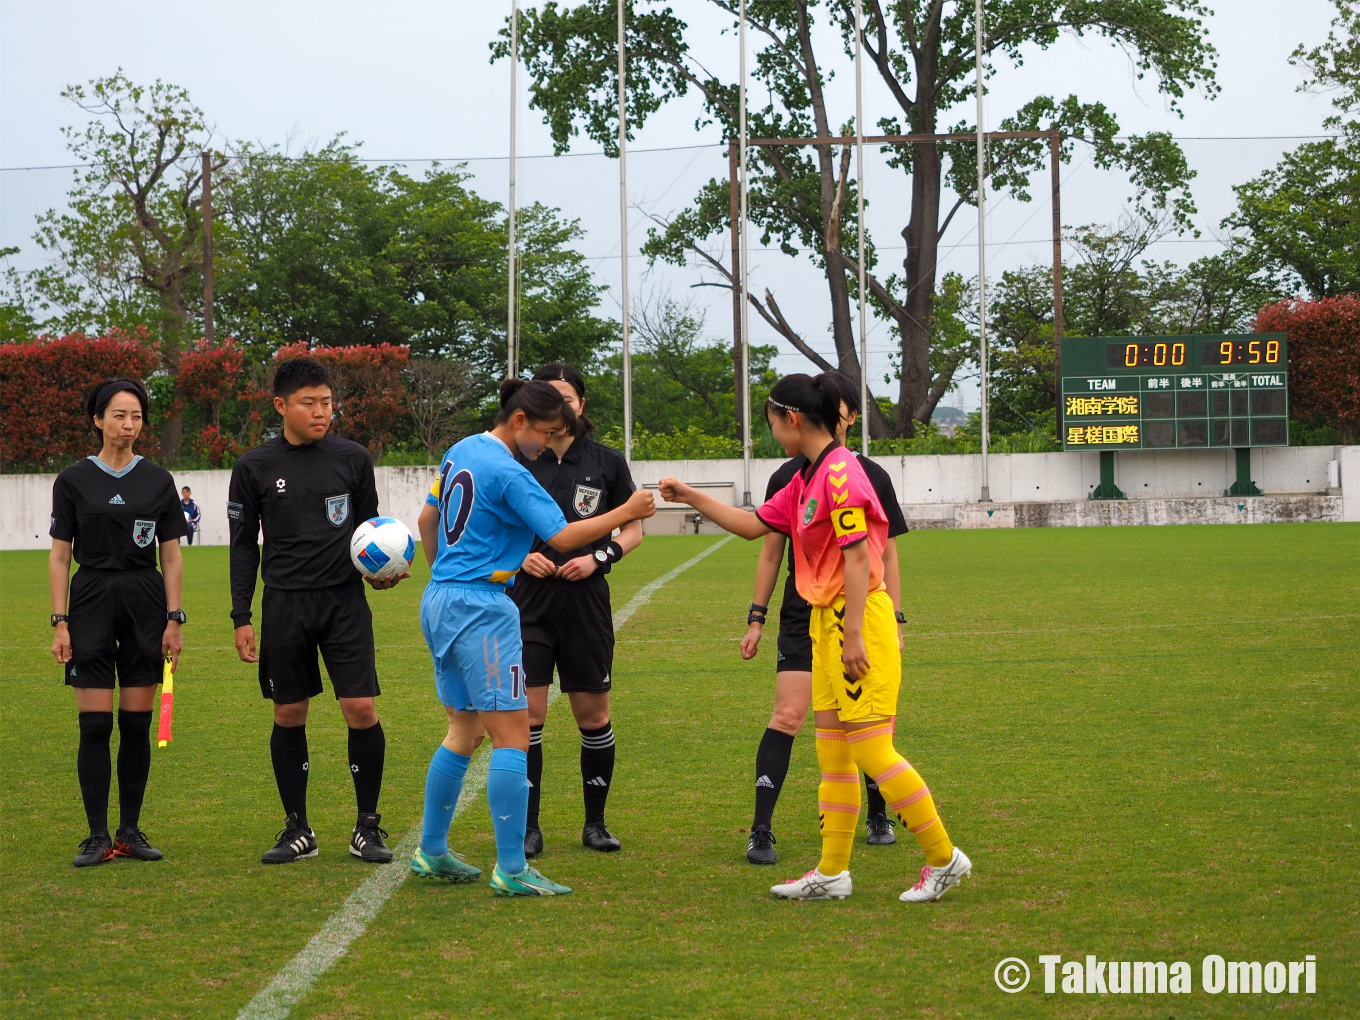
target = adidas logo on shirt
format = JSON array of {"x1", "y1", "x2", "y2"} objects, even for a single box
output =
[
  {"x1": 586, "y1": 776, "x2": 609, "y2": 787},
  {"x1": 109, "y1": 494, "x2": 125, "y2": 504},
  {"x1": 756, "y1": 775, "x2": 775, "y2": 789}
]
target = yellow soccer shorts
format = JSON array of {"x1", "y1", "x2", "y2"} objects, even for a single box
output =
[{"x1": 810, "y1": 588, "x2": 901, "y2": 722}]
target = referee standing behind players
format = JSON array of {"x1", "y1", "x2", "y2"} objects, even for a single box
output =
[
  {"x1": 512, "y1": 364, "x2": 642, "y2": 855},
  {"x1": 49, "y1": 378, "x2": 188, "y2": 867},
  {"x1": 229, "y1": 357, "x2": 408, "y2": 866}
]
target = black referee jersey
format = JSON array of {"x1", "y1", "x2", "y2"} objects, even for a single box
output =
[
  {"x1": 513, "y1": 436, "x2": 636, "y2": 575},
  {"x1": 50, "y1": 455, "x2": 188, "y2": 687},
  {"x1": 50, "y1": 455, "x2": 188, "y2": 567},
  {"x1": 227, "y1": 434, "x2": 378, "y2": 626}
]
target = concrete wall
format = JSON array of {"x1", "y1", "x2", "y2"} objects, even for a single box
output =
[{"x1": 3, "y1": 445, "x2": 1354, "y2": 549}]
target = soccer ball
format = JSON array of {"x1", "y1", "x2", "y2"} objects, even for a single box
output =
[{"x1": 349, "y1": 516, "x2": 415, "y2": 581}]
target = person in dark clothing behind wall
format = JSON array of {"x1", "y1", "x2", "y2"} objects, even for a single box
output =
[
  {"x1": 180, "y1": 487, "x2": 201, "y2": 545},
  {"x1": 49, "y1": 377, "x2": 188, "y2": 867},
  {"x1": 228, "y1": 357, "x2": 409, "y2": 866}
]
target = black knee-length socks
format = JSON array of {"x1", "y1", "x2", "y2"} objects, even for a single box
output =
[
  {"x1": 116, "y1": 709, "x2": 153, "y2": 833},
  {"x1": 270, "y1": 723, "x2": 310, "y2": 828},
  {"x1": 77, "y1": 712, "x2": 114, "y2": 837}
]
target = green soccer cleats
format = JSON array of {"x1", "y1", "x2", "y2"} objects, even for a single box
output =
[
  {"x1": 489, "y1": 863, "x2": 573, "y2": 897},
  {"x1": 410, "y1": 848, "x2": 482, "y2": 883}
]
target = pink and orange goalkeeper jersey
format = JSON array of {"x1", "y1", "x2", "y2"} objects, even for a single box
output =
[{"x1": 755, "y1": 443, "x2": 889, "y2": 607}]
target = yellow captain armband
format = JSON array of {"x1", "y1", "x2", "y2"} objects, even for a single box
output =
[
  {"x1": 831, "y1": 505, "x2": 867, "y2": 538},
  {"x1": 429, "y1": 477, "x2": 441, "y2": 499}
]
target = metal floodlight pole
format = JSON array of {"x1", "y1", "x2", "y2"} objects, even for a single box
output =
[
  {"x1": 507, "y1": 0, "x2": 519, "y2": 380},
  {"x1": 618, "y1": 0, "x2": 633, "y2": 464},
  {"x1": 738, "y1": 0, "x2": 753, "y2": 506},
  {"x1": 975, "y1": 0, "x2": 991, "y2": 502},
  {"x1": 853, "y1": 0, "x2": 869, "y2": 457}
]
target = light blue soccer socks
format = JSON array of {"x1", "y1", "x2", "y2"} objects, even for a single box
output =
[
  {"x1": 420, "y1": 745, "x2": 471, "y2": 857},
  {"x1": 487, "y1": 747, "x2": 530, "y2": 875}
]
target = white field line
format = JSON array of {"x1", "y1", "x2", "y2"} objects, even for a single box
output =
[{"x1": 235, "y1": 536, "x2": 733, "y2": 1020}]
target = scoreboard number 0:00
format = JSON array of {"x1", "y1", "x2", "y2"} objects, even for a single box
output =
[{"x1": 1106, "y1": 339, "x2": 1283, "y2": 368}]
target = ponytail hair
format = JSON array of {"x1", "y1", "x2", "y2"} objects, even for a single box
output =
[
  {"x1": 765, "y1": 372, "x2": 840, "y2": 434},
  {"x1": 531, "y1": 362, "x2": 595, "y2": 434},
  {"x1": 824, "y1": 370, "x2": 861, "y2": 417},
  {"x1": 495, "y1": 378, "x2": 581, "y2": 434}
]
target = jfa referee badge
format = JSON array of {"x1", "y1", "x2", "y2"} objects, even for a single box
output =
[
  {"x1": 573, "y1": 484, "x2": 603, "y2": 517},
  {"x1": 133, "y1": 519, "x2": 157, "y2": 547},
  {"x1": 325, "y1": 494, "x2": 350, "y2": 527}
]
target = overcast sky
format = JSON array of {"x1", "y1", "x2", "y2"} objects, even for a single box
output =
[{"x1": 0, "y1": 0, "x2": 1343, "y2": 409}]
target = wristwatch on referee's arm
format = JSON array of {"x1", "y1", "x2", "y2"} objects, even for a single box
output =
[
  {"x1": 894, "y1": 609, "x2": 907, "y2": 625},
  {"x1": 592, "y1": 540, "x2": 626, "y2": 575},
  {"x1": 167, "y1": 609, "x2": 187, "y2": 625},
  {"x1": 51, "y1": 613, "x2": 69, "y2": 628},
  {"x1": 748, "y1": 602, "x2": 768, "y2": 626}
]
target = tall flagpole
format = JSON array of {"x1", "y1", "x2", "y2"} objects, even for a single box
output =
[
  {"x1": 618, "y1": 0, "x2": 633, "y2": 464},
  {"x1": 853, "y1": 0, "x2": 869, "y2": 457},
  {"x1": 507, "y1": 0, "x2": 519, "y2": 379},
  {"x1": 975, "y1": 0, "x2": 991, "y2": 501},
  {"x1": 738, "y1": 0, "x2": 752, "y2": 506}
]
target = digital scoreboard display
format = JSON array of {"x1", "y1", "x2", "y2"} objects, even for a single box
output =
[{"x1": 1060, "y1": 334, "x2": 1288, "y2": 451}]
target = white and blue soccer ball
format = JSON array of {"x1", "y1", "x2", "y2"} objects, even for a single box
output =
[{"x1": 349, "y1": 516, "x2": 415, "y2": 581}]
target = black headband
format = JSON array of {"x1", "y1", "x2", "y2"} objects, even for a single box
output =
[
  {"x1": 767, "y1": 397, "x2": 803, "y2": 413},
  {"x1": 94, "y1": 380, "x2": 144, "y2": 416}
]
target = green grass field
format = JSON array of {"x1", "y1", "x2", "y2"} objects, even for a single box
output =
[{"x1": 2, "y1": 525, "x2": 1357, "y2": 1019}]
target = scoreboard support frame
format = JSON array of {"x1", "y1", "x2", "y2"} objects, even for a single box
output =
[
  {"x1": 1228, "y1": 447, "x2": 1263, "y2": 497},
  {"x1": 1090, "y1": 450, "x2": 1125, "y2": 501}
]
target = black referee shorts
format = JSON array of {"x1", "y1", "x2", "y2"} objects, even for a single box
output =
[
  {"x1": 513, "y1": 576, "x2": 614, "y2": 693},
  {"x1": 259, "y1": 584, "x2": 380, "y2": 704},
  {"x1": 64, "y1": 568, "x2": 166, "y2": 688},
  {"x1": 775, "y1": 582, "x2": 814, "y2": 675}
]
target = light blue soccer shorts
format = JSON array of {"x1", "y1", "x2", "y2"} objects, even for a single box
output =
[{"x1": 420, "y1": 581, "x2": 527, "y2": 713}]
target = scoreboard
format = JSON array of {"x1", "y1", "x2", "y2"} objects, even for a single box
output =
[{"x1": 1059, "y1": 334, "x2": 1289, "y2": 451}]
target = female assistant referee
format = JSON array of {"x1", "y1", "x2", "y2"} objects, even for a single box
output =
[
  {"x1": 513, "y1": 364, "x2": 642, "y2": 856},
  {"x1": 50, "y1": 378, "x2": 188, "y2": 867},
  {"x1": 410, "y1": 380, "x2": 655, "y2": 896},
  {"x1": 660, "y1": 372, "x2": 971, "y2": 903}
]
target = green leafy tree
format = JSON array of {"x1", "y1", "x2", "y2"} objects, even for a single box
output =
[
  {"x1": 215, "y1": 143, "x2": 614, "y2": 380},
  {"x1": 1227, "y1": 1, "x2": 1360, "y2": 298},
  {"x1": 23, "y1": 71, "x2": 227, "y2": 462},
  {"x1": 503, "y1": 0, "x2": 1214, "y2": 435}
]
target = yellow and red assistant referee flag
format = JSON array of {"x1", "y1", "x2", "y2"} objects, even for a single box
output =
[{"x1": 157, "y1": 657, "x2": 175, "y2": 748}]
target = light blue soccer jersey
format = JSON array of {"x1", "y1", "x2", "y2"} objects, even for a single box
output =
[{"x1": 426, "y1": 432, "x2": 568, "y2": 585}]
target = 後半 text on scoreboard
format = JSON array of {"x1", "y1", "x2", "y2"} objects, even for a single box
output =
[{"x1": 1059, "y1": 334, "x2": 1288, "y2": 452}]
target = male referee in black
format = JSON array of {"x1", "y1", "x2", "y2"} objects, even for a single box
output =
[{"x1": 229, "y1": 357, "x2": 408, "y2": 865}]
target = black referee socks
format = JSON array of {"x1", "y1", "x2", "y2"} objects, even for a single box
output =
[
  {"x1": 77, "y1": 712, "x2": 114, "y2": 837},
  {"x1": 579, "y1": 723, "x2": 616, "y2": 825},
  {"x1": 116, "y1": 709, "x2": 153, "y2": 833},
  {"x1": 347, "y1": 721, "x2": 385, "y2": 816},
  {"x1": 526, "y1": 724, "x2": 545, "y2": 830},
  {"x1": 270, "y1": 723, "x2": 310, "y2": 829},
  {"x1": 752, "y1": 727, "x2": 796, "y2": 831}
]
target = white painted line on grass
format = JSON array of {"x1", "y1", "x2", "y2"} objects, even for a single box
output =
[{"x1": 236, "y1": 535, "x2": 733, "y2": 1020}]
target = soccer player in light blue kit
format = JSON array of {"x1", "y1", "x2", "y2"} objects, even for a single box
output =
[{"x1": 411, "y1": 379, "x2": 655, "y2": 895}]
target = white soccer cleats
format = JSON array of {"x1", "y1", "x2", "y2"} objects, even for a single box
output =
[
  {"x1": 898, "y1": 847, "x2": 971, "y2": 902},
  {"x1": 770, "y1": 868, "x2": 853, "y2": 900}
]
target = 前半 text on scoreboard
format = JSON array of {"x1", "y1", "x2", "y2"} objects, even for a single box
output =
[{"x1": 1059, "y1": 334, "x2": 1289, "y2": 451}]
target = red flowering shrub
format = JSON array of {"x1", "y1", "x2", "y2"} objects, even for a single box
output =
[
  {"x1": 0, "y1": 329, "x2": 159, "y2": 472},
  {"x1": 1256, "y1": 296, "x2": 1360, "y2": 442},
  {"x1": 274, "y1": 342, "x2": 410, "y2": 457}
]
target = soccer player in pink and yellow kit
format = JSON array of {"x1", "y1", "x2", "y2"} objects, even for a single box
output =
[{"x1": 659, "y1": 372, "x2": 971, "y2": 902}]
